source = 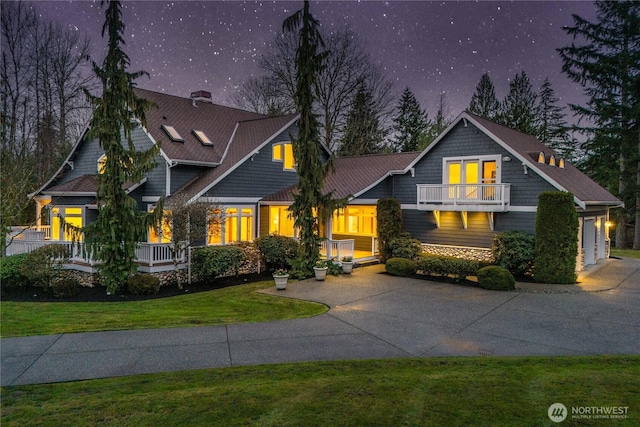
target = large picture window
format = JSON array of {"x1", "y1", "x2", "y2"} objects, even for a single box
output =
[
  {"x1": 269, "y1": 206, "x2": 296, "y2": 237},
  {"x1": 208, "y1": 207, "x2": 254, "y2": 245},
  {"x1": 332, "y1": 206, "x2": 377, "y2": 236},
  {"x1": 51, "y1": 207, "x2": 83, "y2": 241}
]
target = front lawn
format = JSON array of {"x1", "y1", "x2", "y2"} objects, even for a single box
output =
[
  {"x1": 0, "y1": 281, "x2": 326, "y2": 337},
  {"x1": 611, "y1": 248, "x2": 640, "y2": 259},
  {"x1": 2, "y1": 356, "x2": 638, "y2": 426}
]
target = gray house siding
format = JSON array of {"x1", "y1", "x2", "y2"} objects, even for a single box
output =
[
  {"x1": 169, "y1": 165, "x2": 206, "y2": 194},
  {"x1": 402, "y1": 209, "x2": 495, "y2": 248},
  {"x1": 204, "y1": 130, "x2": 299, "y2": 198},
  {"x1": 494, "y1": 212, "x2": 537, "y2": 234}
]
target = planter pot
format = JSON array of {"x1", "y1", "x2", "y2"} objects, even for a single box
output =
[
  {"x1": 313, "y1": 267, "x2": 328, "y2": 281},
  {"x1": 342, "y1": 261, "x2": 354, "y2": 274},
  {"x1": 273, "y1": 274, "x2": 289, "y2": 290}
]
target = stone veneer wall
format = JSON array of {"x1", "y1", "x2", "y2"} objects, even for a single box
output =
[{"x1": 421, "y1": 243, "x2": 493, "y2": 262}]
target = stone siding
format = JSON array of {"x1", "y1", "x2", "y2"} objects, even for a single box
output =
[{"x1": 421, "y1": 243, "x2": 493, "y2": 262}]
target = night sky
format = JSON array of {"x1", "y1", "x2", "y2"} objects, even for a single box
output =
[{"x1": 36, "y1": 0, "x2": 597, "y2": 119}]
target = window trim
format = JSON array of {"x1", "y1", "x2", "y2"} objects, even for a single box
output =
[
  {"x1": 207, "y1": 205, "x2": 255, "y2": 245},
  {"x1": 442, "y1": 155, "x2": 501, "y2": 185}
]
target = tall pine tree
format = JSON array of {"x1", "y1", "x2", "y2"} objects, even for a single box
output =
[
  {"x1": 422, "y1": 92, "x2": 452, "y2": 149},
  {"x1": 392, "y1": 87, "x2": 428, "y2": 152},
  {"x1": 81, "y1": 1, "x2": 162, "y2": 293},
  {"x1": 338, "y1": 83, "x2": 386, "y2": 155},
  {"x1": 468, "y1": 73, "x2": 500, "y2": 120},
  {"x1": 498, "y1": 71, "x2": 540, "y2": 136},
  {"x1": 284, "y1": 0, "x2": 346, "y2": 276},
  {"x1": 537, "y1": 78, "x2": 574, "y2": 161},
  {"x1": 558, "y1": 0, "x2": 640, "y2": 249}
]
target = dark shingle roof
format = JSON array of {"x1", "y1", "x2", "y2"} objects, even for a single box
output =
[
  {"x1": 43, "y1": 175, "x2": 141, "y2": 195},
  {"x1": 262, "y1": 151, "x2": 420, "y2": 202}
]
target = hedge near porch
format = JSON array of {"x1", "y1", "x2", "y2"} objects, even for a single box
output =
[
  {"x1": 534, "y1": 191, "x2": 578, "y2": 284},
  {"x1": 377, "y1": 198, "x2": 402, "y2": 263}
]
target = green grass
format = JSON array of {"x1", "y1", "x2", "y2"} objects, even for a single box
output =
[
  {"x1": 611, "y1": 248, "x2": 640, "y2": 259},
  {"x1": 0, "y1": 281, "x2": 326, "y2": 337},
  {"x1": 2, "y1": 356, "x2": 638, "y2": 426}
]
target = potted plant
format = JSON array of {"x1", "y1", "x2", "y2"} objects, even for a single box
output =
[
  {"x1": 313, "y1": 259, "x2": 329, "y2": 281},
  {"x1": 341, "y1": 256, "x2": 354, "y2": 274},
  {"x1": 273, "y1": 268, "x2": 289, "y2": 290}
]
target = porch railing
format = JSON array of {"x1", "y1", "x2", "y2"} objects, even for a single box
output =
[
  {"x1": 417, "y1": 183, "x2": 510, "y2": 212},
  {"x1": 320, "y1": 239, "x2": 355, "y2": 260}
]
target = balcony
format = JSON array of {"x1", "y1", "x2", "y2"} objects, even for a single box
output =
[{"x1": 417, "y1": 184, "x2": 510, "y2": 212}]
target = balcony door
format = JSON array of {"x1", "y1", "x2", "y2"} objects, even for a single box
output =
[{"x1": 445, "y1": 156, "x2": 499, "y2": 202}]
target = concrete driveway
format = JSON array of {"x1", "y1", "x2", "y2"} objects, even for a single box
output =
[{"x1": 2, "y1": 257, "x2": 639, "y2": 386}]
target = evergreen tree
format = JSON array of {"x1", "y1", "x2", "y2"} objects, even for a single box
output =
[
  {"x1": 80, "y1": 1, "x2": 162, "y2": 293},
  {"x1": 537, "y1": 78, "x2": 575, "y2": 161},
  {"x1": 558, "y1": 0, "x2": 640, "y2": 249},
  {"x1": 283, "y1": 0, "x2": 346, "y2": 277},
  {"x1": 421, "y1": 92, "x2": 451, "y2": 149},
  {"x1": 498, "y1": 71, "x2": 540, "y2": 136},
  {"x1": 338, "y1": 83, "x2": 386, "y2": 155},
  {"x1": 392, "y1": 87, "x2": 428, "y2": 152},
  {"x1": 468, "y1": 73, "x2": 500, "y2": 120}
]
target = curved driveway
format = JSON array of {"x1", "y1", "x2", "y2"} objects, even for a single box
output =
[{"x1": 2, "y1": 258, "x2": 639, "y2": 386}]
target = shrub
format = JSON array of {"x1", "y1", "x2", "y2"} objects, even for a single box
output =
[
  {"x1": 0, "y1": 253, "x2": 29, "y2": 289},
  {"x1": 51, "y1": 275, "x2": 81, "y2": 298},
  {"x1": 388, "y1": 234, "x2": 422, "y2": 261},
  {"x1": 192, "y1": 245, "x2": 245, "y2": 282},
  {"x1": 477, "y1": 265, "x2": 515, "y2": 291},
  {"x1": 416, "y1": 254, "x2": 479, "y2": 281},
  {"x1": 534, "y1": 191, "x2": 578, "y2": 284},
  {"x1": 127, "y1": 273, "x2": 161, "y2": 295},
  {"x1": 254, "y1": 234, "x2": 299, "y2": 271},
  {"x1": 20, "y1": 244, "x2": 70, "y2": 290},
  {"x1": 492, "y1": 231, "x2": 535, "y2": 276},
  {"x1": 385, "y1": 257, "x2": 417, "y2": 277},
  {"x1": 377, "y1": 198, "x2": 402, "y2": 263}
]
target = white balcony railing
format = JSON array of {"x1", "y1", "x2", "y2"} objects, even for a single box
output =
[
  {"x1": 417, "y1": 183, "x2": 510, "y2": 212},
  {"x1": 320, "y1": 239, "x2": 355, "y2": 260}
]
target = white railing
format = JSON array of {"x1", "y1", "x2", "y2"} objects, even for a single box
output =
[
  {"x1": 4, "y1": 238, "x2": 176, "y2": 268},
  {"x1": 320, "y1": 239, "x2": 355, "y2": 260},
  {"x1": 417, "y1": 183, "x2": 510, "y2": 212}
]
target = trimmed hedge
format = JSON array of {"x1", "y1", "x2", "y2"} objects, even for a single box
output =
[
  {"x1": 492, "y1": 231, "x2": 535, "y2": 276},
  {"x1": 192, "y1": 245, "x2": 245, "y2": 282},
  {"x1": 127, "y1": 273, "x2": 161, "y2": 295},
  {"x1": 534, "y1": 191, "x2": 578, "y2": 284},
  {"x1": 377, "y1": 198, "x2": 402, "y2": 263},
  {"x1": 0, "y1": 253, "x2": 29, "y2": 289},
  {"x1": 416, "y1": 254, "x2": 479, "y2": 281},
  {"x1": 254, "y1": 234, "x2": 299, "y2": 271},
  {"x1": 388, "y1": 234, "x2": 422, "y2": 261},
  {"x1": 477, "y1": 265, "x2": 515, "y2": 291},
  {"x1": 385, "y1": 257, "x2": 417, "y2": 277}
]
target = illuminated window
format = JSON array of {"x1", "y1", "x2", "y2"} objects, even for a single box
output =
[
  {"x1": 272, "y1": 144, "x2": 283, "y2": 161},
  {"x1": 444, "y1": 156, "x2": 500, "y2": 200},
  {"x1": 51, "y1": 207, "x2": 83, "y2": 241},
  {"x1": 538, "y1": 152, "x2": 545, "y2": 163},
  {"x1": 269, "y1": 206, "x2": 296, "y2": 237},
  {"x1": 193, "y1": 130, "x2": 213, "y2": 146},
  {"x1": 98, "y1": 154, "x2": 107, "y2": 174},
  {"x1": 332, "y1": 206, "x2": 377, "y2": 236},
  {"x1": 162, "y1": 125, "x2": 184, "y2": 142},
  {"x1": 272, "y1": 142, "x2": 295, "y2": 171},
  {"x1": 148, "y1": 209, "x2": 171, "y2": 243},
  {"x1": 207, "y1": 207, "x2": 254, "y2": 245},
  {"x1": 558, "y1": 158, "x2": 565, "y2": 169},
  {"x1": 549, "y1": 155, "x2": 556, "y2": 167}
]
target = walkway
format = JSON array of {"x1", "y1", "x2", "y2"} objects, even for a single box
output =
[{"x1": 2, "y1": 257, "x2": 639, "y2": 386}]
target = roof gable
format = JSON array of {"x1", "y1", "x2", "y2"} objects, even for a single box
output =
[{"x1": 409, "y1": 111, "x2": 621, "y2": 208}]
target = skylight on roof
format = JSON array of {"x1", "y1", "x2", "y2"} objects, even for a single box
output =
[
  {"x1": 162, "y1": 125, "x2": 184, "y2": 142},
  {"x1": 193, "y1": 130, "x2": 213, "y2": 146}
]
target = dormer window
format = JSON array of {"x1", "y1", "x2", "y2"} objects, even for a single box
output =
[
  {"x1": 558, "y1": 158, "x2": 565, "y2": 169},
  {"x1": 162, "y1": 125, "x2": 184, "y2": 142},
  {"x1": 537, "y1": 152, "x2": 545, "y2": 163},
  {"x1": 549, "y1": 155, "x2": 556, "y2": 167},
  {"x1": 193, "y1": 130, "x2": 213, "y2": 146}
]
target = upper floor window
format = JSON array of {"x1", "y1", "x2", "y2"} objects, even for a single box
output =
[
  {"x1": 272, "y1": 142, "x2": 295, "y2": 171},
  {"x1": 98, "y1": 154, "x2": 107, "y2": 174},
  {"x1": 444, "y1": 155, "x2": 500, "y2": 185}
]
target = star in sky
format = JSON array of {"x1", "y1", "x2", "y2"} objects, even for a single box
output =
[{"x1": 36, "y1": 0, "x2": 597, "y2": 118}]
